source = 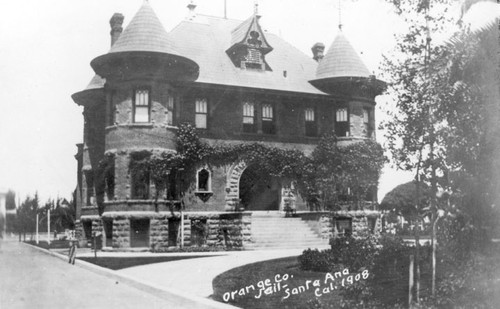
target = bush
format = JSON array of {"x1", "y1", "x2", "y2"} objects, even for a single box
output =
[{"x1": 298, "y1": 248, "x2": 335, "y2": 272}]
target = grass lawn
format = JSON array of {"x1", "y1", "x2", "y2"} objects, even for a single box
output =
[
  {"x1": 77, "y1": 255, "x2": 213, "y2": 270},
  {"x1": 212, "y1": 256, "x2": 345, "y2": 309}
]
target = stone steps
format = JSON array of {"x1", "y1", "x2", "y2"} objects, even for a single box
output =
[{"x1": 247, "y1": 214, "x2": 329, "y2": 250}]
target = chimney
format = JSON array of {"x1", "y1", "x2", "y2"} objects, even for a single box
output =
[
  {"x1": 109, "y1": 13, "x2": 124, "y2": 46},
  {"x1": 311, "y1": 43, "x2": 325, "y2": 62},
  {"x1": 187, "y1": 1, "x2": 197, "y2": 20}
]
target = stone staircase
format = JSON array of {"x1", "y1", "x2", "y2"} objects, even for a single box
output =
[{"x1": 245, "y1": 212, "x2": 330, "y2": 250}]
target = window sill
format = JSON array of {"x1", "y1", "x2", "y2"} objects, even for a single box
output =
[{"x1": 194, "y1": 191, "x2": 213, "y2": 203}]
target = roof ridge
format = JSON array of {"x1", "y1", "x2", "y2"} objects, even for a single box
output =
[{"x1": 196, "y1": 13, "x2": 242, "y2": 22}]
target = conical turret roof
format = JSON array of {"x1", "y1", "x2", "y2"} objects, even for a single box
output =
[
  {"x1": 91, "y1": 1, "x2": 198, "y2": 81},
  {"x1": 108, "y1": 1, "x2": 178, "y2": 55},
  {"x1": 315, "y1": 32, "x2": 371, "y2": 80},
  {"x1": 309, "y1": 31, "x2": 385, "y2": 96}
]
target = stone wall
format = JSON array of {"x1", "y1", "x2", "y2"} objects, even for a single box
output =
[
  {"x1": 112, "y1": 218, "x2": 131, "y2": 248},
  {"x1": 300, "y1": 210, "x2": 381, "y2": 241},
  {"x1": 332, "y1": 210, "x2": 381, "y2": 238},
  {"x1": 99, "y1": 211, "x2": 251, "y2": 250}
]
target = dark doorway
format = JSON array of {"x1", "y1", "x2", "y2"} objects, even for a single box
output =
[
  {"x1": 130, "y1": 219, "x2": 150, "y2": 248},
  {"x1": 239, "y1": 165, "x2": 280, "y2": 211},
  {"x1": 83, "y1": 221, "x2": 92, "y2": 240},
  {"x1": 168, "y1": 217, "x2": 181, "y2": 247},
  {"x1": 103, "y1": 220, "x2": 113, "y2": 247}
]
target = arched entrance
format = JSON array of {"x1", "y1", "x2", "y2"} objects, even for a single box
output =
[{"x1": 239, "y1": 165, "x2": 280, "y2": 211}]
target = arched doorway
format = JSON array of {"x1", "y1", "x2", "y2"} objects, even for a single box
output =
[{"x1": 239, "y1": 164, "x2": 280, "y2": 211}]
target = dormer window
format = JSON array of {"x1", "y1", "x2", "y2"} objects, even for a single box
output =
[
  {"x1": 226, "y1": 14, "x2": 273, "y2": 71},
  {"x1": 134, "y1": 89, "x2": 150, "y2": 123}
]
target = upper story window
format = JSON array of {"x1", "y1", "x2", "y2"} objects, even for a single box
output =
[
  {"x1": 165, "y1": 95, "x2": 175, "y2": 126},
  {"x1": 107, "y1": 92, "x2": 116, "y2": 126},
  {"x1": 363, "y1": 108, "x2": 372, "y2": 138},
  {"x1": 243, "y1": 102, "x2": 256, "y2": 133},
  {"x1": 84, "y1": 170, "x2": 94, "y2": 206},
  {"x1": 335, "y1": 108, "x2": 349, "y2": 137},
  {"x1": 134, "y1": 89, "x2": 150, "y2": 123},
  {"x1": 195, "y1": 98, "x2": 208, "y2": 129},
  {"x1": 262, "y1": 104, "x2": 275, "y2": 134},
  {"x1": 305, "y1": 108, "x2": 317, "y2": 137}
]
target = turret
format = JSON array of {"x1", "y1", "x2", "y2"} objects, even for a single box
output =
[
  {"x1": 309, "y1": 31, "x2": 385, "y2": 139},
  {"x1": 90, "y1": 1, "x2": 198, "y2": 82}
]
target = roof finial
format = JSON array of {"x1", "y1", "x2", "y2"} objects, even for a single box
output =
[
  {"x1": 187, "y1": 0, "x2": 197, "y2": 20},
  {"x1": 338, "y1": 0, "x2": 343, "y2": 31},
  {"x1": 254, "y1": 0, "x2": 259, "y2": 16}
]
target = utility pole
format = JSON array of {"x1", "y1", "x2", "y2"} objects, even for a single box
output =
[
  {"x1": 36, "y1": 213, "x2": 39, "y2": 244},
  {"x1": 47, "y1": 208, "x2": 51, "y2": 245}
]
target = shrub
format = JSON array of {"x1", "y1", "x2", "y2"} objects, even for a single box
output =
[{"x1": 298, "y1": 248, "x2": 335, "y2": 272}]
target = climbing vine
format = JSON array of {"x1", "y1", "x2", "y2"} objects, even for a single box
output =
[{"x1": 127, "y1": 123, "x2": 385, "y2": 211}]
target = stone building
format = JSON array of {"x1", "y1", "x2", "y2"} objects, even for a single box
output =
[{"x1": 72, "y1": 1, "x2": 385, "y2": 250}]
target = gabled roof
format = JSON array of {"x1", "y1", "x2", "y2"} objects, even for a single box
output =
[
  {"x1": 314, "y1": 32, "x2": 371, "y2": 81},
  {"x1": 169, "y1": 15, "x2": 325, "y2": 95},
  {"x1": 108, "y1": 1, "x2": 179, "y2": 55},
  {"x1": 229, "y1": 15, "x2": 272, "y2": 53}
]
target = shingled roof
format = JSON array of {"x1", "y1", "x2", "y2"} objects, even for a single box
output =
[
  {"x1": 108, "y1": 1, "x2": 179, "y2": 55},
  {"x1": 314, "y1": 32, "x2": 371, "y2": 81},
  {"x1": 168, "y1": 14, "x2": 325, "y2": 95},
  {"x1": 229, "y1": 15, "x2": 272, "y2": 53}
]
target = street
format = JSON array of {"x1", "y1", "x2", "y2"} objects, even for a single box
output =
[{"x1": 0, "y1": 238, "x2": 190, "y2": 309}]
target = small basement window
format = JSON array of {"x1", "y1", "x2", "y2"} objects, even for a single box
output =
[{"x1": 335, "y1": 218, "x2": 352, "y2": 237}]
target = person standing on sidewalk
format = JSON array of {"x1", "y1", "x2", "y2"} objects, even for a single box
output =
[{"x1": 68, "y1": 232, "x2": 77, "y2": 265}]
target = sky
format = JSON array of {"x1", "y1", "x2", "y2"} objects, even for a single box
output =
[{"x1": 0, "y1": 0, "x2": 490, "y2": 203}]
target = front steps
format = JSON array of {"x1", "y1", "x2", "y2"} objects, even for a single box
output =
[{"x1": 245, "y1": 212, "x2": 329, "y2": 250}]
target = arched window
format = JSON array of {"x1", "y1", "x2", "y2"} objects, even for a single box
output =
[{"x1": 197, "y1": 168, "x2": 211, "y2": 192}]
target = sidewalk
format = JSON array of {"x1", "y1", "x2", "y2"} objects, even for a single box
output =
[
  {"x1": 118, "y1": 247, "x2": 327, "y2": 297},
  {"x1": 0, "y1": 238, "x2": 233, "y2": 309}
]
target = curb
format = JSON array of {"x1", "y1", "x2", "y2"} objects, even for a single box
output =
[{"x1": 23, "y1": 243, "x2": 236, "y2": 309}]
